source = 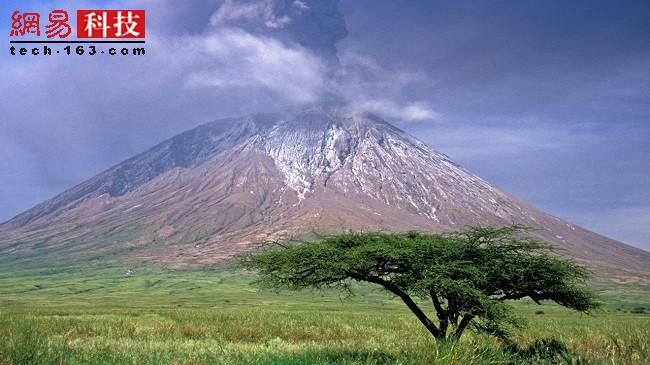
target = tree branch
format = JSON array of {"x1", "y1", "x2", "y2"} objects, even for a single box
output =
[
  {"x1": 452, "y1": 314, "x2": 474, "y2": 340},
  {"x1": 497, "y1": 291, "x2": 542, "y2": 304},
  {"x1": 430, "y1": 289, "x2": 448, "y2": 337},
  {"x1": 350, "y1": 273, "x2": 441, "y2": 338}
]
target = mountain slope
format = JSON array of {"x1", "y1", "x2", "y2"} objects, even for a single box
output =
[{"x1": 1, "y1": 109, "x2": 648, "y2": 279}]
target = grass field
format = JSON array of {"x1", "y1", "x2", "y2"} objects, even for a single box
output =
[{"x1": 1, "y1": 263, "x2": 648, "y2": 364}]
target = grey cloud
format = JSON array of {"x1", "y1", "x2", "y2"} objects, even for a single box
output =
[
  {"x1": 202, "y1": 0, "x2": 347, "y2": 66},
  {"x1": 211, "y1": 0, "x2": 292, "y2": 29},
  {"x1": 1, "y1": 0, "x2": 648, "y2": 253},
  {"x1": 179, "y1": 29, "x2": 327, "y2": 103}
]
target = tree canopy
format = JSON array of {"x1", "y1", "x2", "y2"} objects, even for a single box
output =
[{"x1": 238, "y1": 226, "x2": 599, "y2": 341}]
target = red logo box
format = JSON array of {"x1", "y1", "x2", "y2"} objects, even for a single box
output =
[{"x1": 77, "y1": 10, "x2": 145, "y2": 38}]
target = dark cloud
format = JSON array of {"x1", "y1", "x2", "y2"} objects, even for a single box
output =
[{"x1": 339, "y1": 0, "x2": 650, "y2": 248}]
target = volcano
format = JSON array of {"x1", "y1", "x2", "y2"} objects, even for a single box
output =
[{"x1": 1, "y1": 108, "x2": 647, "y2": 279}]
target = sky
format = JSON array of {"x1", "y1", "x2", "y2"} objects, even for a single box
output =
[{"x1": 1, "y1": 0, "x2": 649, "y2": 250}]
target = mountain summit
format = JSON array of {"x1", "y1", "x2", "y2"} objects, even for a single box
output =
[{"x1": 1, "y1": 108, "x2": 648, "y2": 277}]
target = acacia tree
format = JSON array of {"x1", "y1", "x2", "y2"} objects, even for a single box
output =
[{"x1": 238, "y1": 226, "x2": 599, "y2": 342}]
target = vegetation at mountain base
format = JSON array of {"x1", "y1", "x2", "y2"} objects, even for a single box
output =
[
  {"x1": 1, "y1": 260, "x2": 648, "y2": 364},
  {"x1": 239, "y1": 227, "x2": 599, "y2": 342}
]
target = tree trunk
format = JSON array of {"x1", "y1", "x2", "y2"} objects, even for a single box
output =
[{"x1": 352, "y1": 274, "x2": 442, "y2": 339}]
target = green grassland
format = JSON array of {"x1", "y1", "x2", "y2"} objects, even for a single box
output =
[{"x1": 1, "y1": 263, "x2": 649, "y2": 364}]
